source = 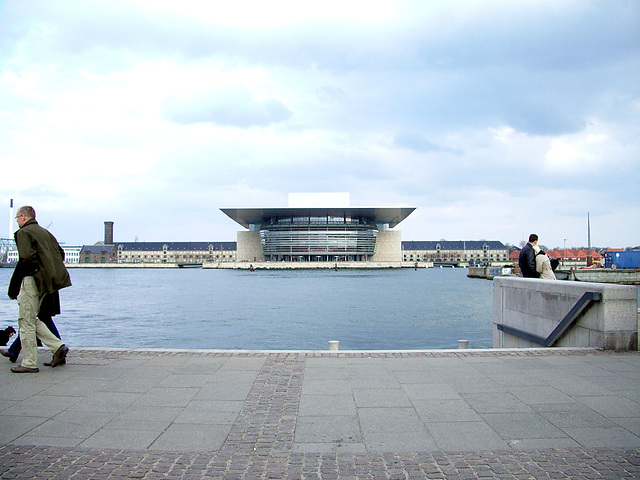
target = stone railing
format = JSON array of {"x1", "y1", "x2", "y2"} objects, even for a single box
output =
[{"x1": 493, "y1": 277, "x2": 638, "y2": 350}]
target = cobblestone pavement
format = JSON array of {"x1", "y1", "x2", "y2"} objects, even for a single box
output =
[
  {"x1": 1, "y1": 349, "x2": 640, "y2": 479},
  {"x1": 1, "y1": 444, "x2": 639, "y2": 479}
]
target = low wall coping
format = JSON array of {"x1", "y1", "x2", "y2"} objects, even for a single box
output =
[{"x1": 493, "y1": 277, "x2": 638, "y2": 350}]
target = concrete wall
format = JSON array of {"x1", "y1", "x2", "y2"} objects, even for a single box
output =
[
  {"x1": 372, "y1": 230, "x2": 402, "y2": 262},
  {"x1": 236, "y1": 231, "x2": 264, "y2": 262},
  {"x1": 493, "y1": 277, "x2": 638, "y2": 350}
]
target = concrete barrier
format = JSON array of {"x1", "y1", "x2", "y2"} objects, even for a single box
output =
[{"x1": 493, "y1": 277, "x2": 638, "y2": 350}]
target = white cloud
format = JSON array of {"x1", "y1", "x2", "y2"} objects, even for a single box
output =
[
  {"x1": 163, "y1": 85, "x2": 291, "y2": 127},
  {"x1": 130, "y1": 0, "x2": 401, "y2": 27},
  {"x1": 0, "y1": 0, "x2": 638, "y2": 248}
]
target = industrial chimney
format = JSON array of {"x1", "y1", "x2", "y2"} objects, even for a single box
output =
[{"x1": 104, "y1": 221, "x2": 114, "y2": 245}]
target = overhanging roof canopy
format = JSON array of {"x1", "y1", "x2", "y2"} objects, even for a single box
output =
[{"x1": 221, "y1": 207, "x2": 416, "y2": 229}]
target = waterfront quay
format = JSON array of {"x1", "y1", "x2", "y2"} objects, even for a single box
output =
[
  {"x1": 64, "y1": 261, "x2": 430, "y2": 269},
  {"x1": 207, "y1": 261, "x2": 428, "y2": 269},
  {"x1": 1, "y1": 348, "x2": 639, "y2": 479}
]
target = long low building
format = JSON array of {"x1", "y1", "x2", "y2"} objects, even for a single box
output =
[
  {"x1": 76, "y1": 242, "x2": 237, "y2": 264},
  {"x1": 6, "y1": 229, "x2": 509, "y2": 267},
  {"x1": 74, "y1": 239, "x2": 509, "y2": 266},
  {"x1": 72, "y1": 239, "x2": 509, "y2": 264},
  {"x1": 116, "y1": 242, "x2": 237, "y2": 264},
  {"x1": 401, "y1": 240, "x2": 509, "y2": 264}
]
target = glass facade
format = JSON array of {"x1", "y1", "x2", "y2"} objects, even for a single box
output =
[
  {"x1": 260, "y1": 216, "x2": 378, "y2": 262},
  {"x1": 221, "y1": 205, "x2": 416, "y2": 263}
]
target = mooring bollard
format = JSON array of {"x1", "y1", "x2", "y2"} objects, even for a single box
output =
[
  {"x1": 328, "y1": 340, "x2": 339, "y2": 351},
  {"x1": 458, "y1": 339, "x2": 469, "y2": 349}
]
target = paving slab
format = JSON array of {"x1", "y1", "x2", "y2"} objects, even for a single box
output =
[
  {"x1": 299, "y1": 393, "x2": 357, "y2": 416},
  {"x1": 0, "y1": 348, "x2": 639, "y2": 479}
]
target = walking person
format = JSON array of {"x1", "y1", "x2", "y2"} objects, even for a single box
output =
[
  {"x1": 1, "y1": 294, "x2": 63, "y2": 364},
  {"x1": 2, "y1": 261, "x2": 65, "y2": 363},
  {"x1": 8, "y1": 206, "x2": 71, "y2": 373},
  {"x1": 518, "y1": 234, "x2": 540, "y2": 278},
  {"x1": 0, "y1": 326, "x2": 16, "y2": 346}
]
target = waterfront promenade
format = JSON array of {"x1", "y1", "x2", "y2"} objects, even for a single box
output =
[{"x1": 1, "y1": 348, "x2": 639, "y2": 479}]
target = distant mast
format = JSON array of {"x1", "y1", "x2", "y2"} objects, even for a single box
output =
[
  {"x1": 587, "y1": 212, "x2": 593, "y2": 266},
  {"x1": 9, "y1": 199, "x2": 13, "y2": 238}
]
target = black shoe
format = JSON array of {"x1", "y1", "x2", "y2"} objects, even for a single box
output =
[
  {"x1": 51, "y1": 345, "x2": 69, "y2": 368},
  {"x1": 0, "y1": 349, "x2": 17, "y2": 363}
]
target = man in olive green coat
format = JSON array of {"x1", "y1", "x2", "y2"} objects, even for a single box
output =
[{"x1": 9, "y1": 206, "x2": 71, "y2": 373}]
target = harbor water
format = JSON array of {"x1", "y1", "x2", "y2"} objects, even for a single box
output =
[{"x1": 0, "y1": 267, "x2": 494, "y2": 350}]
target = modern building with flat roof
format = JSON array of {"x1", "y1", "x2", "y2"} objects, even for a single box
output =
[{"x1": 221, "y1": 194, "x2": 415, "y2": 263}]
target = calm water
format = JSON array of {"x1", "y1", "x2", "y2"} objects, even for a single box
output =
[{"x1": 0, "y1": 267, "x2": 495, "y2": 350}]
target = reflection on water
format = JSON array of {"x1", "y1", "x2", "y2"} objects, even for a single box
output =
[{"x1": 0, "y1": 267, "x2": 495, "y2": 350}]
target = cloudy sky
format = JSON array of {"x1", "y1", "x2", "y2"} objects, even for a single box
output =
[{"x1": 1, "y1": 0, "x2": 638, "y2": 250}]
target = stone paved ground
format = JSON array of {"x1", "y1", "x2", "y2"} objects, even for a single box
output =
[
  {"x1": 1, "y1": 349, "x2": 640, "y2": 479},
  {"x1": 1, "y1": 445, "x2": 640, "y2": 479}
]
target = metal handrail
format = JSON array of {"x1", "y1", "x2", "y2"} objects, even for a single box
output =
[{"x1": 496, "y1": 291, "x2": 602, "y2": 347}]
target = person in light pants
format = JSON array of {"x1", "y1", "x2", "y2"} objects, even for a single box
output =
[
  {"x1": 8, "y1": 206, "x2": 70, "y2": 373},
  {"x1": 16, "y1": 277, "x2": 65, "y2": 371}
]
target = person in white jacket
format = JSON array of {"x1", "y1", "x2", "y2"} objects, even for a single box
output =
[{"x1": 536, "y1": 250, "x2": 556, "y2": 280}]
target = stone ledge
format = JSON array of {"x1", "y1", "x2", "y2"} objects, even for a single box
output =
[{"x1": 51, "y1": 346, "x2": 628, "y2": 359}]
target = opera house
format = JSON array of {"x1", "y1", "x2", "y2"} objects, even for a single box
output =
[
  {"x1": 16, "y1": 192, "x2": 509, "y2": 267},
  {"x1": 221, "y1": 193, "x2": 415, "y2": 264}
]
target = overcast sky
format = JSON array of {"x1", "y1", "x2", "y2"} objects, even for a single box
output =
[{"x1": 1, "y1": 0, "x2": 638, "y2": 249}]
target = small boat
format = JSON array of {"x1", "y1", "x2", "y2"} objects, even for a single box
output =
[
  {"x1": 177, "y1": 263, "x2": 202, "y2": 268},
  {"x1": 433, "y1": 261, "x2": 459, "y2": 268}
]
